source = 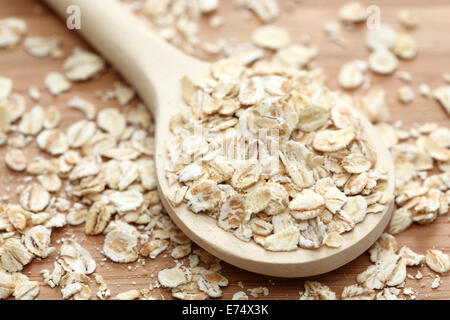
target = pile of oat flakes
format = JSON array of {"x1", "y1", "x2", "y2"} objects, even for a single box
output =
[
  {"x1": 166, "y1": 59, "x2": 391, "y2": 252},
  {"x1": 0, "y1": 0, "x2": 449, "y2": 300}
]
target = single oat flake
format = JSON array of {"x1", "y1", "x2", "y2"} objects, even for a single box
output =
[
  {"x1": 238, "y1": 0, "x2": 280, "y2": 23},
  {"x1": 397, "y1": 86, "x2": 414, "y2": 104},
  {"x1": 63, "y1": 47, "x2": 105, "y2": 81},
  {"x1": 338, "y1": 2, "x2": 367, "y2": 24},
  {"x1": 0, "y1": 18, "x2": 27, "y2": 48},
  {"x1": 23, "y1": 36, "x2": 62, "y2": 58},
  {"x1": 0, "y1": 76, "x2": 12, "y2": 100},
  {"x1": 398, "y1": 9, "x2": 418, "y2": 29}
]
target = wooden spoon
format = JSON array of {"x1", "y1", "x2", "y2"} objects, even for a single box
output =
[{"x1": 43, "y1": 0, "x2": 395, "y2": 277}]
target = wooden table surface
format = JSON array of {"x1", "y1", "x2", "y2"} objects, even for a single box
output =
[{"x1": 0, "y1": 0, "x2": 449, "y2": 300}]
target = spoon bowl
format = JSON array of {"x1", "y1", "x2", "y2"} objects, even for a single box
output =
[{"x1": 44, "y1": 0, "x2": 395, "y2": 277}]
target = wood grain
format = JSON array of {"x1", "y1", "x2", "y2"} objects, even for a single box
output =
[{"x1": 0, "y1": 0, "x2": 449, "y2": 300}]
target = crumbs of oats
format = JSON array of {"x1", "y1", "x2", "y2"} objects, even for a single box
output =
[{"x1": 252, "y1": 25, "x2": 291, "y2": 50}]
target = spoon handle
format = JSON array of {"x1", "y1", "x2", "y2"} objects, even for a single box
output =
[{"x1": 42, "y1": 0, "x2": 204, "y2": 116}]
